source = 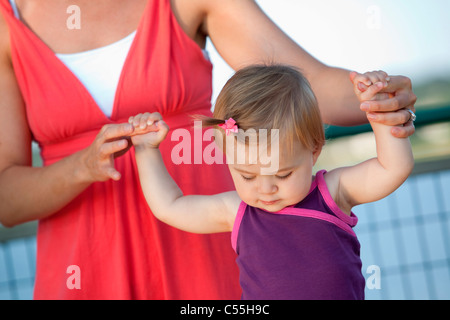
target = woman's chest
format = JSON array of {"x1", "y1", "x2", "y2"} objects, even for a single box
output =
[{"x1": 14, "y1": 0, "x2": 205, "y2": 53}]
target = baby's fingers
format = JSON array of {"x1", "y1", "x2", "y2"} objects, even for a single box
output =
[
  {"x1": 350, "y1": 71, "x2": 372, "y2": 86},
  {"x1": 359, "y1": 82, "x2": 386, "y2": 101},
  {"x1": 157, "y1": 120, "x2": 169, "y2": 133},
  {"x1": 351, "y1": 71, "x2": 390, "y2": 93},
  {"x1": 129, "y1": 112, "x2": 163, "y2": 133},
  {"x1": 129, "y1": 113, "x2": 148, "y2": 129},
  {"x1": 154, "y1": 120, "x2": 170, "y2": 141},
  {"x1": 365, "y1": 71, "x2": 390, "y2": 85},
  {"x1": 140, "y1": 112, "x2": 162, "y2": 128}
]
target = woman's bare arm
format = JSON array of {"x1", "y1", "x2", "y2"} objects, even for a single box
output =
[
  {"x1": 194, "y1": 0, "x2": 416, "y2": 136},
  {"x1": 0, "y1": 15, "x2": 134, "y2": 227}
]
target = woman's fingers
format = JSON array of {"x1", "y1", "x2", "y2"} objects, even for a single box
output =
[
  {"x1": 98, "y1": 123, "x2": 134, "y2": 142},
  {"x1": 361, "y1": 95, "x2": 415, "y2": 113},
  {"x1": 367, "y1": 108, "x2": 412, "y2": 124},
  {"x1": 381, "y1": 75, "x2": 412, "y2": 92},
  {"x1": 107, "y1": 167, "x2": 122, "y2": 181},
  {"x1": 95, "y1": 139, "x2": 130, "y2": 181},
  {"x1": 83, "y1": 123, "x2": 135, "y2": 183},
  {"x1": 379, "y1": 75, "x2": 417, "y2": 111},
  {"x1": 99, "y1": 139, "x2": 129, "y2": 159}
]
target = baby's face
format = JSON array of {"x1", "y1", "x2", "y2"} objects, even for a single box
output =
[{"x1": 227, "y1": 141, "x2": 321, "y2": 212}]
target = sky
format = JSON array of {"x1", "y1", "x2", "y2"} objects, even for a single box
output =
[{"x1": 206, "y1": 0, "x2": 450, "y2": 102}]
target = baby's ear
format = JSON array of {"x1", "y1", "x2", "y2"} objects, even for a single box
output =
[{"x1": 312, "y1": 145, "x2": 322, "y2": 165}]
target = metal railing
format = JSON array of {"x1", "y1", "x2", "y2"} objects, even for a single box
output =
[
  {"x1": 355, "y1": 166, "x2": 450, "y2": 299},
  {"x1": 329, "y1": 104, "x2": 450, "y2": 299}
]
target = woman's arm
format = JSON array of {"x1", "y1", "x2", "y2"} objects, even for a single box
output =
[
  {"x1": 197, "y1": 0, "x2": 416, "y2": 136},
  {"x1": 0, "y1": 16, "x2": 135, "y2": 227},
  {"x1": 0, "y1": 44, "x2": 86, "y2": 226},
  {"x1": 325, "y1": 73, "x2": 414, "y2": 214},
  {"x1": 131, "y1": 113, "x2": 239, "y2": 234}
]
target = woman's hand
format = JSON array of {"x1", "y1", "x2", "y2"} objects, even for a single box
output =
[
  {"x1": 129, "y1": 112, "x2": 170, "y2": 149},
  {"x1": 352, "y1": 72, "x2": 417, "y2": 138},
  {"x1": 78, "y1": 113, "x2": 170, "y2": 183},
  {"x1": 80, "y1": 123, "x2": 135, "y2": 182}
]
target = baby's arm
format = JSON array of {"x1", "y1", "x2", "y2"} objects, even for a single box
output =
[
  {"x1": 130, "y1": 113, "x2": 240, "y2": 233},
  {"x1": 325, "y1": 71, "x2": 414, "y2": 214}
]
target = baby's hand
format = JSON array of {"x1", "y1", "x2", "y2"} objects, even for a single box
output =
[
  {"x1": 350, "y1": 71, "x2": 392, "y2": 103},
  {"x1": 128, "y1": 112, "x2": 169, "y2": 149}
]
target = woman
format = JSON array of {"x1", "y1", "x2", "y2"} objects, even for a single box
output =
[{"x1": 0, "y1": 0, "x2": 416, "y2": 299}]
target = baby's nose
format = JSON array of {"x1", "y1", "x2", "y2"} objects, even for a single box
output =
[{"x1": 258, "y1": 179, "x2": 278, "y2": 194}]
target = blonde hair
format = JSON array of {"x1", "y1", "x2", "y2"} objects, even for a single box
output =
[{"x1": 202, "y1": 64, "x2": 325, "y2": 153}]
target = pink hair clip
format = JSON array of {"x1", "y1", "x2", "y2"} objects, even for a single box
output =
[{"x1": 218, "y1": 118, "x2": 238, "y2": 136}]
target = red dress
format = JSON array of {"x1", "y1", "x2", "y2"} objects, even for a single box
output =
[{"x1": 0, "y1": 0, "x2": 241, "y2": 299}]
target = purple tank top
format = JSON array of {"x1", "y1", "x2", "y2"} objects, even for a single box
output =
[{"x1": 231, "y1": 170, "x2": 365, "y2": 300}]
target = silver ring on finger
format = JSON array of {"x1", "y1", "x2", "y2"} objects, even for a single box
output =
[{"x1": 407, "y1": 109, "x2": 416, "y2": 122}]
